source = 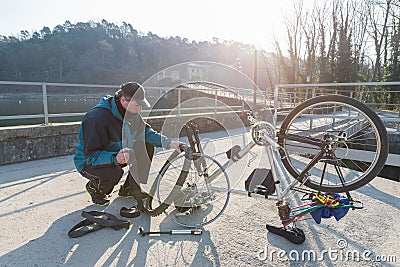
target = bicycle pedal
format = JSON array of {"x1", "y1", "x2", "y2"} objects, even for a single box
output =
[{"x1": 254, "y1": 185, "x2": 269, "y2": 196}]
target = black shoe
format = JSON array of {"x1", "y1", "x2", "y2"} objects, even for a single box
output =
[
  {"x1": 118, "y1": 185, "x2": 150, "y2": 201},
  {"x1": 86, "y1": 182, "x2": 110, "y2": 206},
  {"x1": 118, "y1": 185, "x2": 135, "y2": 198}
]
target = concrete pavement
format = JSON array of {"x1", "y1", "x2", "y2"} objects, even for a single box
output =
[{"x1": 0, "y1": 130, "x2": 399, "y2": 267}]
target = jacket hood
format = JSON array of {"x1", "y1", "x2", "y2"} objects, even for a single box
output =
[{"x1": 94, "y1": 95, "x2": 123, "y2": 121}]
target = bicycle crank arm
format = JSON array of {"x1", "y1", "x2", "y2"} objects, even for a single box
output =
[{"x1": 138, "y1": 227, "x2": 202, "y2": 236}]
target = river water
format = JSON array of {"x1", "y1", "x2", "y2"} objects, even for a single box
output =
[{"x1": 0, "y1": 95, "x2": 101, "y2": 126}]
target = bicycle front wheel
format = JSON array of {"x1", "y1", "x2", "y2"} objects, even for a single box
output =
[
  {"x1": 278, "y1": 95, "x2": 388, "y2": 192},
  {"x1": 156, "y1": 153, "x2": 230, "y2": 228}
]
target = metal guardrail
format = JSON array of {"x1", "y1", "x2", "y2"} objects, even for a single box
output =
[
  {"x1": 2, "y1": 80, "x2": 399, "y2": 127},
  {"x1": 0, "y1": 81, "x2": 255, "y2": 125},
  {"x1": 273, "y1": 81, "x2": 400, "y2": 128},
  {"x1": 0, "y1": 81, "x2": 118, "y2": 124}
]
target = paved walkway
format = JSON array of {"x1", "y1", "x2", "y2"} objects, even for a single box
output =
[{"x1": 0, "y1": 131, "x2": 399, "y2": 266}]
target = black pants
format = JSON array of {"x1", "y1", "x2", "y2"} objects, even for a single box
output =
[{"x1": 80, "y1": 142, "x2": 154, "y2": 195}]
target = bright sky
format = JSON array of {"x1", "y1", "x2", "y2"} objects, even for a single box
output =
[{"x1": 0, "y1": 0, "x2": 298, "y2": 51}]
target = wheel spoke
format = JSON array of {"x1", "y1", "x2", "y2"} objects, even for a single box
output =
[
  {"x1": 332, "y1": 156, "x2": 347, "y2": 187},
  {"x1": 278, "y1": 133, "x2": 322, "y2": 147}
]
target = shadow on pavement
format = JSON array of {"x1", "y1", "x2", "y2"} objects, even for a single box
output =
[{"x1": 0, "y1": 201, "x2": 219, "y2": 266}]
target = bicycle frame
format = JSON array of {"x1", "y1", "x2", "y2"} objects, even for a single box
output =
[{"x1": 204, "y1": 126, "x2": 310, "y2": 202}]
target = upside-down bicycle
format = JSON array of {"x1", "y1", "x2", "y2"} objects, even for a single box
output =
[{"x1": 138, "y1": 95, "x2": 388, "y2": 243}]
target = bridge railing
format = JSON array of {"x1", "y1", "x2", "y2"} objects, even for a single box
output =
[
  {"x1": 274, "y1": 81, "x2": 400, "y2": 130},
  {"x1": 2, "y1": 80, "x2": 399, "y2": 130},
  {"x1": 0, "y1": 81, "x2": 257, "y2": 126}
]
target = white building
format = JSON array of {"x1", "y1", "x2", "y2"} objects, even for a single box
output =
[{"x1": 187, "y1": 63, "x2": 208, "y2": 80}]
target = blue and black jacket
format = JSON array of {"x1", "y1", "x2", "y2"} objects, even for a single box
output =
[{"x1": 74, "y1": 95, "x2": 171, "y2": 173}]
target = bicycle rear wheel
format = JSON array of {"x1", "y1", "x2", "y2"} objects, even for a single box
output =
[
  {"x1": 156, "y1": 153, "x2": 230, "y2": 228},
  {"x1": 278, "y1": 95, "x2": 388, "y2": 192}
]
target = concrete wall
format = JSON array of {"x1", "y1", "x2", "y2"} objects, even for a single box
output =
[{"x1": 0, "y1": 123, "x2": 81, "y2": 165}]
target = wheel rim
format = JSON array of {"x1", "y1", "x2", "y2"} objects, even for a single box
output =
[{"x1": 280, "y1": 100, "x2": 383, "y2": 190}]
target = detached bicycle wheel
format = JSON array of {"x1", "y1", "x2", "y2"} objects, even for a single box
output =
[
  {"x1": 278, "y1": 95, "x2": 388, "y2": 192},
  {"x1": 156, "y1": 153, "x2": 230, "y2": 228}
]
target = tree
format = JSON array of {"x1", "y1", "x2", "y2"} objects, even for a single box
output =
[
  {"x1": 367, "y1": 0, "x2": 392, "y2": 81},
  {"x1": 336, "y1": 0, "x2": 357, "y2": 82},
  {"x1": 383, "y1": 10, "x2": 400, "y2": 108},
  {"x1": 0, "y1": 20, "x2": 264, "y2": 87}
]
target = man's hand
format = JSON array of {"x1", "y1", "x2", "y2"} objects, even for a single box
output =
[
  {"x1": 169, "y1": 141, "x2": 186, "y2": 152},
  {"x1": 116, "y1": 147, "x2": 131, "y2": 164}
]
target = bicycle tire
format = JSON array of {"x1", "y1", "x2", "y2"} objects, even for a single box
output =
[
  {"x1": 278, "y1": 95, "x2": 388, "y2": 192},
  {"x1": 142, "y1": 149, "x2": 184, "y2": 217}
]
